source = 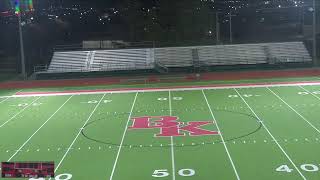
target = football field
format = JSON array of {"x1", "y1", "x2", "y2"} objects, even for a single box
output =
[{"x1": 1, "y1": 79, "x2": 320, "y2": 180}]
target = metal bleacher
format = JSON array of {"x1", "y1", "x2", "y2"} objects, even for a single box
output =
[
  {"x1": 154, "y1": 47, "x2": 194, "y2": 67},
  {"x1": 198, "y1": 44, "x2": 267, "y2": 66},
  {"x1": 48, "y1": 51, "x2": 90, "y2": 72},
  {"x1": 90, "y1": 49, "x2": 154, "y2": 72},
  {"x1": 266, "y1": 42, "x2": 312, "y2": 63},
  {"x1": 45, "y1": 41, "x2": 312, "y2": 73}
]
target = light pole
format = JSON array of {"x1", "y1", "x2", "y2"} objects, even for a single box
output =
[
  {"x1": 229, "y1": 10, "x2": 233, "y2": 44},
  {"x1": 18, "y1": 13, "x2": 26, "y2": 79},
  {"x1": 312, "y1": 0, "x2": 317, "y2": 65},
  {"x1": 216, "y1": 12, "x2": 220, "y2": 44},
  {"x1": 15, "y1": 0, "x2": 27, "y2": 80}
]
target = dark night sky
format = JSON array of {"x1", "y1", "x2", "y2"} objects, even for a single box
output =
[{"x1": 0, "y1": 0, "x2": 11, "y2": 11}]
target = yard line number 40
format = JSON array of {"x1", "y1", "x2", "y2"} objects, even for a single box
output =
[{"x1": 276, "y1": 164, "x2": 320, "y2": 173}]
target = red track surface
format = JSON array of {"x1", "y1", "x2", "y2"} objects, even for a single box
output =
[
  {"x1": 1, "y1": 68, "x2": 320, "y2": 90},
  {"x1": 14, "y1": 80, "x2": 320, "y2": 96}
]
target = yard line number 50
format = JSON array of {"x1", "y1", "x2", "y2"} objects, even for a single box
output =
[
  {"x1": 152, "y1": 169, "x2": 195, "y2": 178},
  {"x1": 29, "y1": 173, "x2": 72, "y2": 180}
]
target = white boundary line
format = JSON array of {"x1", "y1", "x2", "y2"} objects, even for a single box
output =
[
  {"x1": 10, "y1": 81, "x2": 320, "y2": 98},
  {"x1": 267, "y1": 87, "x2": 320, "y2": 134},
  {"x1": 7, "y1": 95, "x2": 74, "y2": 161},
  {"x1": 0, "y1": 97, "x2": 41, "y2": 128},
  {"x1": 169, "y1": 91, "x2": 176, "y2": 180},
  {"x1": 202, "y1": 90, "x2": 241, "y2": 180},
  {"x1": 109, "y1": 92, "x2": 138, "y2": 180},
  {"x1": 52, "y1": 93, "x2": 107, "y2": 176},
  {"x1": 234, "y1": 88, "x2": 306, "y2": 180}
]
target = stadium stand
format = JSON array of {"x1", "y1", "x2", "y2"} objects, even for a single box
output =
[
  {"x1": 266, "y1": 42, "x2": 312, "y2": 63},
  {"x1": 197, "y1": 42, "x2": 311, "y2": 66},
  {"x1": 90, "y1": 49, "x2": 154, "y2": 71},
  {"x1": 45, "y1": 41, "x2": 312, "y2": 73},
  {"x1": 198, "y1": 44, "x2": 267, "y2": 66},
  {"x1": 48, "y1": 51, "x2": 90, "y2": 72},
  {"x1": 154, "y1": 47, "x2": 194, "y2": 67}
]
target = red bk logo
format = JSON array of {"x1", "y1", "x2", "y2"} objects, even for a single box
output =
[{"x1": 129, "y1": 116, "x2": 219, "y2": 137}]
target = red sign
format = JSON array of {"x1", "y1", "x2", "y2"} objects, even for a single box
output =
[
  {"x1": 1, "y1": 161, "x2": 54, "y2": 178},
  {"x1": 129, "y1": 116, "x2": 219, "y2": 137}
]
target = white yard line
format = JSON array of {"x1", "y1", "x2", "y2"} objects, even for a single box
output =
[
  {"x1": 169, "y1": 90, "x2": 176, "y2": 180},
  {"x1": 109, "y1": 92, "x2": 138, "y2": 180},
  {"x1": 299, "y1": 85, "x2": 320, "y2": 101},
  {"x1": 0, "y1": 97, "x2": 41, "y2": 128},
  {"x1": 267, "y1": 87, "x2": 320, "y2": 134},
  {"x1": 7, "y1": 95, "x2": 74, "y2": 161},
  {"x1": 234, "y1": 88, "x2": 306, "y2": 180},
  {"x1": 52, "y1": 93, "x2": 107, "y2": 176},
  {"x1": 10, "y1": 81, "x2": 320, "y2": 98},
  {"x1": 202, "y1": 90, "x2": 241, "y2": 180}
]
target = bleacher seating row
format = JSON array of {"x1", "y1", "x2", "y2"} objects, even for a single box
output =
[
  {"x1": 90, "y1": 49, "x2": 153, "y2": 71},
  {"x1": 266, "y1": 42, "x2": 312, "y2": 63},
  {"x1": 48, "y1": 51, "x2": 90, "y2": 72},
  {"x1": 198, "y1": 44, "x2": 267, "y2": 66},
  {"x1": 154, "y1": 47, "x2": 194, "y2": 67},
  {"x1": 48, "y1": 49, "x2": 154, "y2": 72},
  {"x1": 46, "y1": 42, "x2": 312, "y2": 73}
]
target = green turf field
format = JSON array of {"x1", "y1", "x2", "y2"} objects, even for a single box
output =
[{"x1": 1, "y1": 78, "x2": 320, "y2": 180}]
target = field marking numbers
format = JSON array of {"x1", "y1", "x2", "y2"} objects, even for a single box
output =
[
  {"x1": 52, "y1": 94, "x2": 107, "y2": 179},
  {"x1": 158, "y1": 97, "x2": 182, "y2": 101},
  {"x1": 301, "y1": 164, "x2": 319, "y2": 172},
  {"x1": 29, "y1": 173, "x2": 72, "y2": 180},
  {"x1": 0, "y1": 97, "x2": 41, "y2": 128},
  {"x1": 202, "y1": 90, "x2": 241, "y2": 180},
  {"x1": 109, "y1": 92, "x2": 138, "y2": 180},
  {"x1": 228, "y1": 94, "x2": 261, "y2": 98},
  {"x1": 276, "y1": 165, "x2": 293, "y2": 173},
  {"x1": 11, "y1": 102, "x2": 43, "y2": 107},
  {"x1": 297, "y1": 91, "x2": 320, "y2": 95},
  {"x1": 7, "y1": 95, "x2": 74, "y2": 161},
  {"x1": 152, "y1": 169, "x2": 169, "y2": 177},
  {"x1": 234, "y1": 88, "x2": 306, "y2": 180},
  {"x1": 267, "y1": 87, "x2": 320, "y2": 134},
  {"x1": 169, "y1": 91, "x2": 176, "y2": 180},
  {"x1": 152, "y1": 169, "x2": 195, "y2": 178},
  {"x1": 299, "y1": 86, "x2": 320, "y2": 101},
  {"x1": 277, "y1": 164, "x2": 320, "y2": 173},
  {"x1": 83, "y1": 100, "x2": 112, "y2": 104}
]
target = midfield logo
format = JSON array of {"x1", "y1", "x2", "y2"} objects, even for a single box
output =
[{"x1": 129, "y1": 116, "x2": 219, "y2": 137}]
